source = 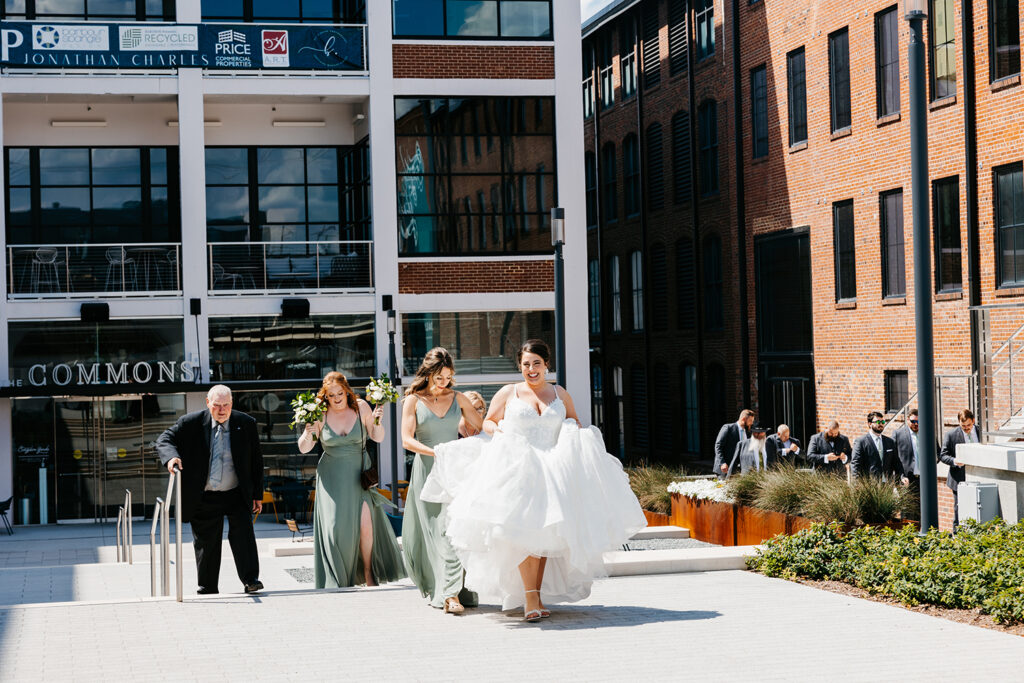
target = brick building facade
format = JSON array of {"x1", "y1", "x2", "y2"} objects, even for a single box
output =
[{"x1": 583, "y1": 0, "x2": 1024, "y2": 475}]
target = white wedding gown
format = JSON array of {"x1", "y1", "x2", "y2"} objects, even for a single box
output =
[{"x1": 420, "y1": 390, "x2": 646, "y2": 610}]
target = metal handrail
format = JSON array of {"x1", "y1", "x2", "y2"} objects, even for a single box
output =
[
  {"x1": 150, "y1": 499, "x2": 162, "y2": 598},
  {"x1": 882, "y1": 373, "x2": 978, "y2": 438},
  {"x1": 116, "y1": 506, "x2": 124, "y2": 563},
  {"x1": 207, "y1": 239, "x2": 374, "y2": 294},
  {"x1": 152, "y1": 468, "x2": 183, "y2": 602}
]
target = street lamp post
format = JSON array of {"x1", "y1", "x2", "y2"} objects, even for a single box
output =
[
  {"x1": 551, "y1": 207, "x2": 567, "y2": 388},
  {"x1": 386, "y1": 309, "x2": 401, "y2": 510},
  {"x1": 906, "y1": 0, "x2": 939, "y2": 530}
]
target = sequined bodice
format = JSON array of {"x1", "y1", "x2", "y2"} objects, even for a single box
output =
[{"x1": 501, "y1": 395, "x2": 565, "y2": 450}]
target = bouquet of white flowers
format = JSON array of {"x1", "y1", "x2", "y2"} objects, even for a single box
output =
[
  {"x1": 666, "y1": 478, "x2": 733, "y2": 503},
  {"x1": 289, "y1": 390, "x2": 327, "y2": 441},
  {"x1": 365, "y1": 373, "x2": 400, "y2": 425}
]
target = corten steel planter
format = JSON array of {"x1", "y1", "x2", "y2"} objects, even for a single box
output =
[
  {"x1": 671, "y1": 493, "x2": 816, "y2": 546},
  {"x1": 642, "y1": 509, "x2": 670, "y2": 527}
]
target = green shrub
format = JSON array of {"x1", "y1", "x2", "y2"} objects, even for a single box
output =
[
  {"x1": 748, "y1": 520, "x2": 1024, "y2": 625},
  {"x1": 725, "y1": 469, "x2": 766, "y2": 507},
  {"x1": 803, "y1": 476, "x2": 860, "y2": 526},
  {"x1": 850, "y1": 477, "x2": 904, "y2": 525}
]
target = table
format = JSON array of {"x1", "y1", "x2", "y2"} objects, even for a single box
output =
[{"x1": 127, "y1": 247, "x2": 171, "y2": 290}]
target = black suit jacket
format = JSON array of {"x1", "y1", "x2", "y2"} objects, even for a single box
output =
[
  {"x1": 850, "y1": 433, "x2": 902, "y2": 480},
  {"x1": 806, "y1": 431, "x2": 851, "y2": 475},
  {"x1": 893, "y1": 425, "x2": 917, "y2": 479},
  {"x1": 155, "y1": 409, "x2": 263, "y2": 522},
  {"x1": 939, "y1": 425, "x2": 982, "y2": 491},
  {"x1": 714, "y1": 423, "x2": 748, "y2": 479},
  {"x1": 766, "y1": 435, "x2": 801, "y2": 466}
]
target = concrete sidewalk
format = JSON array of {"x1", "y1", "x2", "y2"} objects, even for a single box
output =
[{"x1": 1, "y1": 570, "x2": 1021, "y2": 682}]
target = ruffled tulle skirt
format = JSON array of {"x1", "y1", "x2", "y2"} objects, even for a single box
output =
[{"x1": 421, "y1": 420, "x2": 646, "y2": 610}]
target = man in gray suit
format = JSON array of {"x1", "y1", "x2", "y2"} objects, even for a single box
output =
[
  {"x1": 714, "y1": 409, "x2": 754, "y2": 479},
  {"x1": 893, "y1": 409, "x2": 921, "y2": 491},
  {"x1": 939, "y1": 408, "x2": 982, "y2": 527}
]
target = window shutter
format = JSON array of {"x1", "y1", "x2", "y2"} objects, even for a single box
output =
[
  {"x1": 668, "y1": 0, "x2": 688, "y2": 76},
  {"x1": 651, "y1": 244, "x2": 668, "y2": 331},
  {"x1": 646, "y1": 123, "x2": 664, "y2": 210},
  {"x1": 654, "y1": 362, "x2": 673, "y2": 448},
  {"x1": 642, "y1": 3, "x2": 661, "y2": 89},
  {"x1": 631, "y1": 364, "x2": 650, "y2": 449},
  {"x1": 671, "y1": 110, "x2": 692, "y2": 203},
  {"x1": 676, "y1": 237, "x2": 696, "y2": 328}
]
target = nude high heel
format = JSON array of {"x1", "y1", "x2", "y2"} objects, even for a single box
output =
[{"x1": 523, "y1": 589, "x2": 543, "y2": 622}]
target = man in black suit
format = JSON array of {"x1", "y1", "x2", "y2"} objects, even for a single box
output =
[
  {"x1": 939, "y1": 408, "x2": 982, "y2": 527},
  {"x1": 806, "y1": 420, "x2": 852, "y2": 475},
  {"x1": 156, "y1": 385, "x2": 264, "y2": 594},
  {"x1": 766, "y1": 424, "x2": 801, "y2": 467},
  {"x1": 851, "y1": 411, "x2": 903, "y2": 480},
  {"x1": 714, "y1": 409, "x2": 754, "y2": 479}
]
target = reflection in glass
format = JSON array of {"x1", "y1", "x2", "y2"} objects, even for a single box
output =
[
  {"x1": 258, "y1": 148, "x2": 306, "y2": 184},
  {"x1": 92, "y1": 188, "x2": 142, "y2": 224},
  {"x1": 258, "y1": 186, "x2": 307, "y2": 223},
  {"x1": 306, "y1": 185, "x2": 340, "y2": 222},
  {"x1": 151, "y1": 187, "x2": 169, "y2": 225},
  {"x1": 91, "y1": 149, "x2": 141, "y2": 185},
  {"x1": 40, "y1": 188, "x2": 90, "y2": 225},
  {"x1": 5, "y1": 0, "x2": 27, "y2": 16},
  {"x1": 8, "y1": 188, "x2": 32, "y2": 225},
  {"x1": 253, "y1": 0, "x2": 298, "y2": 16},
  {"x1": 150, "y1": 148, "x2": 168, "y2": 185},
  {"x1": 501, "y1": 1, "x2": 551, "y2": 37},
  {"x1": 34, "y1": 0, "x2": 86, "y2": 15},
  {"x1": 393, "y1": 0, "x2": 444, "y2": 36},
  {"x1": 205, "y1": 148, "x2": 249, "y2": 185},
  {"x1": 206, "y1": 186, "x2": 250, "y2": 224},
  {"x1": 447, "y1": 1, "x2": 498, "y2": 36},
  {"x1": 209, "y1": 314, "x2": 376, "y2": 381},
  {"x1": 8, "y1": 148, "x2": 30, "y2": 185},
  {"x1": 40, "y1": 148, "x2": 90, "y2": 186},
  {"x1": 201, "y1": 0, "x2": 244, "y2": 17},
  {"x1": 305, "y1": 148, "x2": 338, "y2": 183},
  {"x1": 401, "y1": 310, "x2": 554, "y2": 375},
  {"x1": 87, "y1": 0, "x2": 136, "y2": 15}
]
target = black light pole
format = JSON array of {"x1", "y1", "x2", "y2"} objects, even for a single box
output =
[
  {"x1": 551, "y1": 207, "x2": 567, "y2": 388},
  {"x1": 907, "y1": 0, "x2": 939, "y2": 530},
  {"x1": 387, "y1": 309, "x2": 401, "y2": 509}
]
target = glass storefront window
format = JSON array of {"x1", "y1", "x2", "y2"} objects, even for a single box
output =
[
  {"x1": 401, "y1": 310, "x2": 554, "y2": 375},
  {"x1": 4, "y1": 147, "x2": 179, "y2": 245},
  {"x1": 392, "y1": 0, "x2": 551, "y2": 39},
  {"x1": 209, "y1": 314, "x2": 376, "y2": 382},
  {"x1": 8, "y1": 319, "x2": 187, "y2": 391},
  {"x1": 1, "y1": 0, "x2": 175, "y2": 20},
  {"x1": 395, "y1": 97, "x2": 556, "y2": 255}
]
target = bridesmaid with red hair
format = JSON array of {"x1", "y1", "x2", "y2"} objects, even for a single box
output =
[{"x1": 298, "y1": 371, "x2": 405, "y2": 588}]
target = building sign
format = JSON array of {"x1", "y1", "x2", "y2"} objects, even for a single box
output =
[
  {"x1": 7, "y1": 360, "x2": 197, "y2": 389},
  {"x1": 0, "y1": 22, "x2": 365, "y2": 71}
]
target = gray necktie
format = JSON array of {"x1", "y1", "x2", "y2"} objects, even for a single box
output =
[{"x1": 210, "y1": 423, "x2": 225, "y2": 488}]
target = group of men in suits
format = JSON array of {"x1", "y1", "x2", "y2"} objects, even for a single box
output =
[{"x1": 713, "y1": 407, "x2": 983, "y2": 523}]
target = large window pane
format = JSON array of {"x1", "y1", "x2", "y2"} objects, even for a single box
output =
[
  {"x1": 876, "y1": 7, "x2": 900, "y2": 116},
  {"x1": 829, "y1": 28, "x2": 852, "y2": 131},
  {"x1": 306, "y1": 148, "x2": 338, "y2": 183},
  {"x1": 205, "y1": 148, "x2": 248, "y2": 185},
  {"x1": 834, "y1": 199, "x2": 856, "y2": 301},
  {"x1": 501, "y1": 1, "x2": 550, "y2": 38},
  {"x1": 258, "y1": 186, "x2": 307, "y2": 223},
  {"x1": 401, "y1": 310, "x2": 554, "y2": 375},
  {"x1": 93, "y1": 187, "x2": 142, "y2": 225},
  {"x1": 87, "y1": 0, "x2": 135, "y2": 15},
  {"x1": 253, "y1": 0, "x2": 298, "y2": 17},
  {"x1": 447, "y1": 1, "x2": 498, "y2": 36},
  {"x1": 40, "y1": 188, "x2": 90, "y2": 225},
  {"x1": 150, "y1": 148, "x2": 168, "y2": 185},
  {"x1": 202, "y1": 0, "x2": 244, "y2": 17},
  {"x1": 206, "y1": 186, "x2": 250, "y2": 224},
  {"x1": 881, "y1": 189, "x2": 906, "y2": 298},
  {"x1": 8, "y1": 148, "x2": 31, "y2": 186},
  {"x1": 39, "y1": 148, "x2": 89, "y2": 186},
  {"x1": 996, "y1": 163, "x2": 1024, "y2": 287},
  {"x1": 210, "y1": 315, "x2": 375, "y2": 382},
  {"x1": 258, "y1": 148, "x2": 306, "y2": 184},
  {"x1": 35, "y1": 0, "x2": 85, "y2": 14},
  {"x1": 393, "y1": 0, "x2": 445, "y2": 36},
  {"x1": 992, "y1": 0, "x2": 1022, "y2": 80},
  {"x1": 91, "y1": 149, "x2": 141, "y2": 186}
]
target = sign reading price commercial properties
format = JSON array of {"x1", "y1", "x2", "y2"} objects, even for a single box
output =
[{"x1": 0, "y1": 21, "x2": 365, "y2": 71}]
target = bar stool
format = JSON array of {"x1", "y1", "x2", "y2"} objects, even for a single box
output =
[
  {"x1": 29, "y1": 247, "x2": 63, "y2": 293},
  {"x1": 104, "y1": 246, "x2": 138, "y2": 291}
]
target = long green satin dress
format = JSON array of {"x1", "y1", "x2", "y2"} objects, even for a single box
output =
[
  {"x1": 402, "y1": 397, "x2": 478, "y2": 608},
  {"x1": 313, "y1": 416, "x2": 405, "y2": 589}
]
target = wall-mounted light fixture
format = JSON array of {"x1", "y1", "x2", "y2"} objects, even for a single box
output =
[
  {"x1": 51, "y1": 120, "x2": 107, "y2": 127},
  {"x1": 272, "y1": 120, "x2": 326, "y2": 127}
]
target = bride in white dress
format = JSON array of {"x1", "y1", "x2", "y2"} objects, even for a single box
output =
[{"x1": 420, "y1": 339, "x2": 646, "y2": 621}]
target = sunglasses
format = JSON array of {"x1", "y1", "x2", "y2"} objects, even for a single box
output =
[
  {"x1": 872, "y1": 420, "x2": 886, "y2": 425},
  {"x1": 908, "y1": 420, "x2": 919, "y2": 425}
]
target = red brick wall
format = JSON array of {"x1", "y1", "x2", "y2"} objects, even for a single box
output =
[
  {"x1": 393, "y1": 45, "x2": 554, "y2": 79},
  {"x1": 937, "y1": 477, "x2": 956, "y2": 532},
  {"x1": 398, "y1": 260, "x2": 553, "y2": 293}
]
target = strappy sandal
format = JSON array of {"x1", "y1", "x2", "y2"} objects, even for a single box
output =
[
  {"x1": 443, "y1": 597, "x2": 465, "y2": 614},
  {"x1": 524, "y1": 589, "x2": 543, "y2": 622}
]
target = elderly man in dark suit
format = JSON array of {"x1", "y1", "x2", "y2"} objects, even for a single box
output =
[
  {"x1": 766, "y1": 424, "x2": 801, "y2": 466},
  {"x1": 714, "y1": 409, "x2": 754, "y2": 479},
  {"x1": 851, "y1": 411, "x2": 903, "y2": 480},
  {"x1": 156, "y1": 384, "x2": 264, "y2": 595},
  {"x1": 806, "y1": 420, "x2": 852, "y2": 475},
  {"x1": 939, "y1": 408, "x2": 982, "y2": 528}
]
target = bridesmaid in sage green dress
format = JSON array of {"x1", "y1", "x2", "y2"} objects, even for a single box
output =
[
  {"x1": 401, "y1": 348, "x2": 484, "y2": 613},
  {"x1": 298, "y1": 371, "x2": 405, "y2": 589}
]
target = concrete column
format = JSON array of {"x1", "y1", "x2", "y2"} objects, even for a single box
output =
[
  {"x1": 366, "y1": 3, "x2": 404, "y2": 484},
  {"x1": 553, "y1": 0, "x2": 591, "y2": 423},
  {"x1": 0, "y1": 95, "x2": 9, "y2": 386},
  {"x1": 177, "y1": 69, "x2": 210, "y2": 382},
  {"x1": 0, "y1": 399, "x2": 11, "y2": 509}
]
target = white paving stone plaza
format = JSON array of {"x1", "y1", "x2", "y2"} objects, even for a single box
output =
[{"x1": 1, "y1": 523, "x2": 1022, "y2": 682}]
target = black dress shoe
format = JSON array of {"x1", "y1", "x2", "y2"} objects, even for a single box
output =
[
  {"x1": 197, "y1": 587, "x2": 219, "y2": 595},
  {"x1": 243, "y1": 581, "x2": 264, "y2": 593}
]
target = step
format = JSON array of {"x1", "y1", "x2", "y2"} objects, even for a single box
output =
[
  {"x1": 602, "y1": 545, "x2": 761, "y2": 577},
  {"x1": 630, "y1": 525, "x2": 689, "y2": 540}
]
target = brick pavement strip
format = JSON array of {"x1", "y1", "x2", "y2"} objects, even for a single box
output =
[{"x1": 2, "y1": 571, "x2": 1023, "y2": 682}]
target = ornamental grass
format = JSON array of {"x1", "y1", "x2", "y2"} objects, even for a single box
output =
[
  {"x1": 748, "y1": 520, "x2": 1024, "y2": 625},
  {"x1": 628, "y1": 464, "x2": 702, "y2": 514}
]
